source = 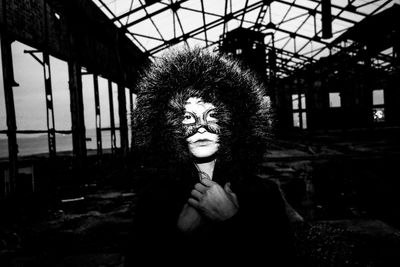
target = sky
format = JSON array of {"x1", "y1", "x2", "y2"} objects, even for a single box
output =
[{"x1": 0, "y1": 39, "x2": 135, "y2": 140}]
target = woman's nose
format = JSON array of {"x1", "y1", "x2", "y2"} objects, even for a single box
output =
[{"x1": 197, "y1": 127, "x2": 207, "y2": 133}]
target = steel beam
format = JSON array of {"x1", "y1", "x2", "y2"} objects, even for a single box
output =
[
  {"x1": 123, "y1": 0, "x2": 190, "y2": 29},
  {"x1": 93, "y1": 74, "x2": 102, "y2": 156},
  {"x1": 108, "y1": 80, "x2": 117, "y2": 153},
  {"x1": 148, "y1": 0, "x2": 265, "y2": 55},
  {"x1": 43, "y1": 52, "x2": 57, "y2": 157}
]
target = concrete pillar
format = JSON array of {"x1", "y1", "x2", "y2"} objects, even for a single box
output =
[
  {"x1": 1, "y1": 2, "x2": 18, "y2": 193},
  {"x1": 68, "y1": 60, "x2": 87, "y2": 159}
]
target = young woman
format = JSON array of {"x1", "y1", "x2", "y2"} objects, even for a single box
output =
[{"x1": 125, "y1": 48, "x2": 295, "y2": 266}]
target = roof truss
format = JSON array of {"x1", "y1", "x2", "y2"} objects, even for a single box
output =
[{"x1": 92, "y1": 0, "x2": 397, "y2": 78}]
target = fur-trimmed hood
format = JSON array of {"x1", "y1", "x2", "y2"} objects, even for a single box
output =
[{"x1": 132, "y1": 47, "x2": 273, "y2": 175}]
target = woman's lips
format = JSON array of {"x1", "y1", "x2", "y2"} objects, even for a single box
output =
[{"x1": 191, "y1": 139, "x2": 214, "y2": 146}]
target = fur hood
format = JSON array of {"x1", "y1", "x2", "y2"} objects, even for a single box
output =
[{"x1": 132, "y1": 47, "x2": 274, "y2": 175}]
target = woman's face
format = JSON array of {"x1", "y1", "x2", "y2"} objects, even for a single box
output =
[{"x1": 183, "y1": 97, "x2": 220, "y2": 159}]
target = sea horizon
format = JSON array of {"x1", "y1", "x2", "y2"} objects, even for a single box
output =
[{"x1": 0, "y1": 128, "x2": 125, "y2": 159}]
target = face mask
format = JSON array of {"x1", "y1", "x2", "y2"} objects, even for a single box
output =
[{"x1": 182, "y1": 107, "x2": 220, "y2": 137}]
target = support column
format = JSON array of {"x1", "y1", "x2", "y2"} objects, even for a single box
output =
[
  {"x1": 129, "y1": 88, "x2": 134, "y2": 151},
  {"x1": 1, "y1": 36, "x2": 18, "y2": 192},
  {"x1": 24, "y1": 50, "x2": 57, "y2": 156},
  {"x1": 321, "y1": 0, "x2": 332, "y2": 39},
  {"x1": 1, "y1": 4, "x2": 18, "y2": 193},
  {"x1": 43, "y1": 52, "x2": 56, "y2": 157},
  {"x1": 93, "y1": 74, "x2": 102, "y2": 156},
  {"x1": 108, "y1": 80, "x2": 116, "y2": 153},
  {"x1": 68, "y1": 60, "x2": 86, "y2": 159},
  {"x1": 43, "y1": 0, "x2": 56, "y2": 157},
  {"x1": 118, "y1": 84, "x2": 128, "y2": 156}
]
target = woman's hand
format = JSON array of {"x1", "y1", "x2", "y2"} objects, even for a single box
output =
[
  {"x1": 188, "y1": 179, "x2": 239, "y2": 221},
  {"x1": 177, "y1": 203, "x2": 203, "y2": 233}
]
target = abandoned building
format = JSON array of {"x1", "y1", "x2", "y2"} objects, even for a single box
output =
[{"x1": 1, "y1": 0, "x2": 400, "y2": 266}]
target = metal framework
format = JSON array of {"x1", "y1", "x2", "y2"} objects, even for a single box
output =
[
  {"x1": 25, "y1": 50, "x2": 57, "y2": 157},
  {"x1": 93, "y1": 0, "x2": 396, "y2": 78}
]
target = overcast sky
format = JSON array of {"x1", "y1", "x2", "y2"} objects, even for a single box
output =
[{"x1": 0, "y1": 40, "x2": 134, "y2": 139}]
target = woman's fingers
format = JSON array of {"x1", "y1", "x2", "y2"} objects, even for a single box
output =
[
  {"x1": 194, "y1": 182, "x2": 208, "y2": 193},
  {"x1": 188, "y1": 197, "x2": 199, "y2": 208},
  {"x1": 191, "y1": 189, "x2": 202, "y2": 200},
  {"x1": 200, "y1": 178, "x2": 215, "y2": 187}
]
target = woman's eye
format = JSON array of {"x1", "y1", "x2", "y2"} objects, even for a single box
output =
[
  {"x1": 207, "y1": 111, "x2": 218, "y2": 121},
  {"x1": 182, "y1": 113, "x2": 195, "y2": 124}
]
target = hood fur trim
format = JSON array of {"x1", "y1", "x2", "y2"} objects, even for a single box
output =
[{"x1": 132, "y1": 47, "x2": 274, "y2": 173}]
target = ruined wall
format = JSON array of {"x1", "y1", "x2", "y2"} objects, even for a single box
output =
[{"x1": 274, "y1": 57, "x2": 399, "y2": 132}]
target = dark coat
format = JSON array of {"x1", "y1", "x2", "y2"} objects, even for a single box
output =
[{"x1": 124, "y1": 163, "x2": 296, "y2": 266}]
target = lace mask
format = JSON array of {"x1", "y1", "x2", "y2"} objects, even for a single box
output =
[{"x1": 182, "y1": 107, "x2": 220, "y2": 137}]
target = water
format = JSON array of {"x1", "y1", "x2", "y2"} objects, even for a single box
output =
[{"x1": 0, "y1": 129, "x2": 123, "y2": 158}]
